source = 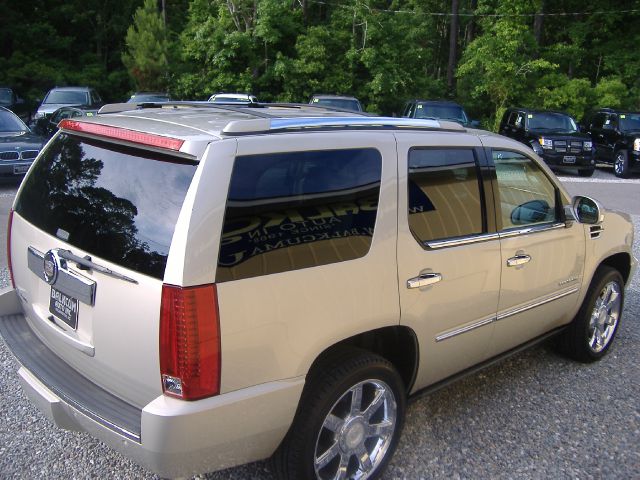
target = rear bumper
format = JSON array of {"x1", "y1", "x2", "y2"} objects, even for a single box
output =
[{"x1": 0, "y1": 288, "x2": 304, "y2": 478}]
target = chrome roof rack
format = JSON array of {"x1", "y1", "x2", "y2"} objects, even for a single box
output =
[{"x1": 221, "y1": 117, "x2": 465, "y2": 135}]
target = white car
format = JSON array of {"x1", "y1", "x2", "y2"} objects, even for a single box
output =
[
  {"x1": 0, "y1": 103, "x2": 635, "y2": 480},
  {"x1": 208, "y1": 92, "x2": 258, "y2": 103}
]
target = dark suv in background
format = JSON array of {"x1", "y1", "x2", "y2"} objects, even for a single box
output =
[
  {"x1": 33, "y1": 86, "x2": 103, "y2": 123},
  {"x1": 0, "y1": 87, "x2": 31, "y2": 122},
  {"x1": 499, "y1": 108, "x2": 595, "y2": 176},
  {"x1": 402, "y1": 100, "x2": 479, "y2": 128},
  {"x1": 584, "y1": 108, "x2": 640, "y2": 178}
]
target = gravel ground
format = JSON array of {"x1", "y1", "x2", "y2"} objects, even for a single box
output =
[{"x1": 0, "y1": 190, "x2": 638, "y2": 479}]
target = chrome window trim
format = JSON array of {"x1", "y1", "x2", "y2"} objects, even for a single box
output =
[
  {"x1": 497, "y1": 286, "x2": 580, "y2": 322},
  {"x1": 435, "y1": 315, "x2": 496, "y2": 342},
  {"x1": 425, "y1": 232, "x2": 500, "y2": 249},
  {"x1": 498, "y1": 222, "x2": 566, "y2": 239}
]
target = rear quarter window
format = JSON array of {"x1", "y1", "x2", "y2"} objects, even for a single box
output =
[
  {"x1": 14, "y1": 134, "x2": 197, "y2": 279},
  {"x1": 216, "y1": 148, "x2": 382, "y2": 282}
]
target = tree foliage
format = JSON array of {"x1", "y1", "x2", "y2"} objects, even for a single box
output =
[{"x1": 1, "y1": 0, "x2": 639, "y2": 125}]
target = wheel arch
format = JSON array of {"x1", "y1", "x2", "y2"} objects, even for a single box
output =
[
  {"x1": 600, "y1": 252, "x2": 632, "y2": 285},
  {"x1": 307, "y1": 326, "x2": 419, "y2": 395}
]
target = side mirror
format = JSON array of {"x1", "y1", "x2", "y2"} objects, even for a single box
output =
[
  {"x1": 571, "y1": 196, "x2": 603, "y2": 224},
  {"x1": 511, "y1": 199, "x2": 551, "y2": 225},
  {"x1": 16, "y1": 97, "x2": 25, "y2": 105},
  {"x1": 602, "y1": 123, "x2": 614, "y2": 131},
  {"x1": 469, "y1": 120, "x2": 481, "y2": 128}
]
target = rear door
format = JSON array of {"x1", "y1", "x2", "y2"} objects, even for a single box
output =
[
  {"x1": 396, "y1": 132, "x2": 500, "y2": 391},
  {"x1": 10, "y1": 132, "x2": 198, "y2": 407}
]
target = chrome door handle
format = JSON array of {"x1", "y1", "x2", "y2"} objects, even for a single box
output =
[
  {"x1": 407, "y1": 273, "x2": 442, "y2": 289},
  {"x1": 507, "y1": 254, "x2": 531, "y2": 267}
]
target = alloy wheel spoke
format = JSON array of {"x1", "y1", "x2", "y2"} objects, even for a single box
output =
[
  {"x1": 356, "y1": 444, "x2": 374, "y2": 473},
  {"x1": 316, "y1": 441, "x2": 341, "y2": 469},
  {"x1": 368, "y1": 419, "x2": 394, "y2": 439},
  {"x1": 363, "y1": 389, "x2": 385, "y2": 420},
  {"x1": 336, "y1": 453, "x2": 350, "y2": 480},
  {"x1": 350, "y1": 385, "x2": 363, "y2": 415},
  {"x1": 323, "y1": 413, "x2": 344, "y2": 433}
]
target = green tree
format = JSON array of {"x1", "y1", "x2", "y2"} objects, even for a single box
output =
[{"x1": 122, "y1": 0, "x2": 171, "y2": 91}]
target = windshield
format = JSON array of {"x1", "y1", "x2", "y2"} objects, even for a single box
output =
[
  {"x1": 619, "y1": 113, "x2": 640, "y2": 132},
  {"x1": 415, "y1": 104, "x2": 468, "y2": 124},
  {"x1": 0, "y1": 88, "x2": 12, "y2": 103},
  {"x1": 211, "y1": 96, "x2": 251, "y2": 103},
  {"x1": 527, "y1": 113, "x2": 577, "y2": 132},
  {"x1": 312, "y1": 98, "x2": 362, "y2": 111},
  {"x1": 15, "y1": 135, "x2": 197, "y2": 279},
  {"x1": 0, "y1": 110, "x2": 28, "y2": 132},
  {"x1": 44, "y1": 90, "x2": 88, "y2": 105}
]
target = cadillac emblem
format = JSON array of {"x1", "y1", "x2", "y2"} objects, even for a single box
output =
[{"x1": 43, "y1": 250, "x2": 59, "y2": 285}]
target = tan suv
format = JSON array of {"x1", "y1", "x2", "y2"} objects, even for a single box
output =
[{"x1": 0, "y1": 103, "x2": 635, "y2": 480}]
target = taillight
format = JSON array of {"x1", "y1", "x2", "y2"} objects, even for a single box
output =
[
  {"x1": 159, "y1": 283, "x2": 221, "y2": 400},
  {"x1": 58, "y1": 119, "x2": 185, "y2": 151},
  {"x1": 7, "y1": 209, "x2": 15, "y2": 289}
]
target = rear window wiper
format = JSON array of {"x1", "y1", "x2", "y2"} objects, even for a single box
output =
[{"x1": 58, "y1": 249, "x2": 138, "y2": 284}]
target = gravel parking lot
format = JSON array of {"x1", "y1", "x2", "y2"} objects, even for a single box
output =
[{"x1": 0, "y1": 169, "x2": 638, "y2": 479}]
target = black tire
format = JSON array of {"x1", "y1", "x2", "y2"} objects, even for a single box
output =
[
  {"x1": 557, "y1": 266, "x2": 624, "y2": 362},
  {"x1": 578, "y1": 168, "x2": 595, "y2": 177},
  {"x1": 272, "y1": 348, "x2": 406, "y2": 480},
  {"x1": 613, "y1": 150, "x2": 630, "y2": 178}
]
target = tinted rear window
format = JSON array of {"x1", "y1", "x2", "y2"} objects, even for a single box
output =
[{"x1": 15, "y1": 134, "x2": 197, "y2": 279}]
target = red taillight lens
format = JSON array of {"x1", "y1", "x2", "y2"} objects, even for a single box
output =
[
  {"x1": 58, "y1": 119, "x2": 185, "y2": 151},
  {"x1": 159, "y1": 284, "x2": 221, "y2": 400},
  {"x1": 7, "y1": 209, "x2": 15, "y2": 289}
]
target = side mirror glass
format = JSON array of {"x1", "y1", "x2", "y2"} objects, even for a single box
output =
[
  {"x1": 511, "y1": 199, "x2": 552, "y2": 225},
  {"x1": 469, "y1": 119, "x2": 481, "y2": 128},
  {"x1": 571, "y1": 196, "x2": 602, "y2": 224}
]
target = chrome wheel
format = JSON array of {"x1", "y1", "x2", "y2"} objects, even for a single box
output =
[
  {"x1": 614, "y1": 155, "x2": 624, "y2": 175},
  {"x1": 314, "y1": 379, "x2": 397, "y2": 480},
  {"x1": 588, "y1": 280, "x2": 621, "y2": 353}
]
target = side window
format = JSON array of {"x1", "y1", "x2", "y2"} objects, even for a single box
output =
[
  {"x1": 515, "y1": 113, "x2": 524, "y2": 128},
  {"x1": 216, "y1": 148, "x2": 382, "y2": 282},
  {"x1": 493, "y1": 150, "x2": 557, "y2": 230},
  {"x1": 408, "y1": 148, "x2": 484, "y2": 243},
  {"x1": 91, "y1": 90, "x2": 102, "y2": 104}
]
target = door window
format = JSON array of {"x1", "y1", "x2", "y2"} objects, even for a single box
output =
[
  {"x1": 493, "y1": 150, "x2": 557, "y2": 230},
  {"x1": 217, "y1": 148, "x2": 382, "y2": 282},
  {"x1": 407, "y1": 148, "x2": 484, "y2": 243}
]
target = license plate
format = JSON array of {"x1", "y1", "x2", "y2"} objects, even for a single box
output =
[
  {"x1": 49, "y1": 287, "x2": 79, "y2": 330},
  {"x1": 13, "y1": 165, "x2": 29, "y2": 174},
  {"x1": 563, "y1": 156, "x2": 576, "y2": 164}
]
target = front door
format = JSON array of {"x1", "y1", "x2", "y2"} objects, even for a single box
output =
[
  {"x1": 488, "y1": 149, "x2": 585, "y2": 355},
  {"x1": 396, "y1": 133, "x2": 501, "y2": 392}
]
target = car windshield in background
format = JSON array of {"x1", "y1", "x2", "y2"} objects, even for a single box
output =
[
  {"x1": 211, "y1": 97, "x2": 250, "y2": 103},
  {"x1": 0, "y1": 110, "x2": 28, "y2": 132},
  {"x1": 314, "y1": 99, "x2": 361, "y2": 111},
  {"x1": 14, "y1": 135, "x2": 197, "y2": 279},
  {"x1": 0, "y1": 88, "x2": 12, "y2": 103},
  {"x1": 415, "y1": 104, "x2": 468, "y2": 124},
  {"x1": 44, "y1": 91, "x2": 88, "y2": 104},
  {"x1": 619, "y1": 113, "x2": 640, "y2": 132},
  {"x1": 527, "y1": 113, "x2": 577, "y2": 132}
]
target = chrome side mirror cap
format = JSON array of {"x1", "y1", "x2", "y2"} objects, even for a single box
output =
[{"x1": 569, "y1": 195, "x2": 604, "y2": 225}]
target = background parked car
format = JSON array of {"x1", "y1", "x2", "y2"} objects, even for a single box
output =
[
  {"x1": 0, "y1": 106, "x2": 44, "y2": 181},
  {"x1": 208, "y1": 93, "x2": 258, "y2": 103},
  {"x1": 583, "y1": 108, "x2": 640, "y2": 178},
  {"x1": 499, "y1": 107, "x2": 595, "y2": 177},
  {"x1": 33, "y1": 86, "x2": 103, "y2": 123},
  {"x1": 126, "y1": 92, "x2": 172, "y2": 103},
  {"x1": 0, "y1": 87, "x2": 31, "y2": 122},
  {"x1": 309, "y1": 94, "x2": 363, "y2": 112},
  {"x1": 402, "y1": 99, "x2": 479, "y2": 127},
  {"x1": 33, "y1": 105, "x2": 99, "y2": 139}
]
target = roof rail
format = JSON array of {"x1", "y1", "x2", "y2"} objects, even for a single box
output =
[{"x1": 222, "y1": 117, "x2": 465, "y2": 135}]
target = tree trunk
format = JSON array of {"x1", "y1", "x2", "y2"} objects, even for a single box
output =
[
  {"x1": 447, "y1": 0, "x2": 459, "y2": 92},
  {"x1": 465, "y1": 0, "x2": 478, "y2": 46},
  {"x1": 534, "y1": 1, "x2": 545, "y2": 46}
]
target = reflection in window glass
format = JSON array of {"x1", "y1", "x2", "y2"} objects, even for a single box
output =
[
  {"x1": 493, "y1": 150, "x2": 557, "y2": 230},
  {"x1": 408, "y1": 149, "x2": 483, "y2": 243},
  {"x1": 217, "y1": 149, "x2": 382, "y2": 282}
]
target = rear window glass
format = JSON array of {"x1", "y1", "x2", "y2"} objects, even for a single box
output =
[
  {"x1": 14, "y1": 134, "x2": 197, "y2": 279},
  {"x1": 216, "y1": 148, "x2": 382, "y2": 282}
]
